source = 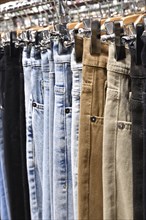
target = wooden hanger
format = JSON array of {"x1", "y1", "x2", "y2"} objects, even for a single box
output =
[
  {"x1": 122, "y1": 13, "x2": 140, "y2": 25},
  {"x1": 67, "y1": 22, "x2": 80, "y2": 30},
  {"x1": 134, "y1": 13, "x2": 146, "y2": 26}
]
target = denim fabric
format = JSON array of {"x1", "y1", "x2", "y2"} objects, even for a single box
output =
[
  {"x1": 41, "y1": 48, "x2": 51, "y2": 220},
  {"x1": 78, "y1": 38, "x2": 108, "y2": 220},
  {"x1": 143, "y1": 91, "x2": 146, "y2": 220},
  {"x1": 22, "y1": 46, "x2": 31, "y2": 120},
  {"x1": 26, "y1": 96, "x2": 39, "y2": 220},
  {"x1": 4, "y1": 44, "x2": 30, "y2": 220},
  {"x1": 142, "y1": 36, "x2": 146, "y2": 220},
  {"x1": 53, "y1": 40, "x2": 74, "y2": 220},
  {"x1": 0, "y1": 51, "x2": 10, "y2": 220},
  {"x1": 27, "y1": 47, "x2": 44, "y2": 220},
  {"x1": 0, "y1": 155, "x2": 8, "y2": 220},
  {"x1": 71, "y1": 48, "x2": 82, "y2": 220},
  {"x1": 103, "y1": 44, "x2": 133, "y2": 220},
  {"x1": 0, "y1": 49, "x2": 5, "y2": 109},
  {"x1": 48, "y1": 44, "x2": 55, "y2": 220},
  {"x1": 0, "y1": 110, "x2": 10, "y2": 220},
  {"x1": 130, "y1": 45, "x2": 146, "y2": 220}
]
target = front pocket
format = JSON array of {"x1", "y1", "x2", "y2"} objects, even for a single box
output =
[{"x1": 54, "y1": 85, "x2": 65, "y2": 95}]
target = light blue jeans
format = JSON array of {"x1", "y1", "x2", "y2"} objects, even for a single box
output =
[
  {"x1": 48, "y1": 43, "x2": 55, "y2": 220},
  {"x1": 41, "y1": 48, "x2": 51, "y2": 220},
  {"x1": 53, "y1": 40, "x2": 74, "y2": 220},
  {"x1": 42, "y1": 44, "x2": 55, "y2": 220},
  {"x1": 26, "y1": 47, "x2": 44, "y2": 220},
  {"x1": 0, "y1": 110, "x2": 10, "y2": 220},
  {"x1": 22, "y1": 46, "x2": 32, "y2": 121},
  {"x1": 71, "y1": 48, "x2": 82, "y2": 220}
]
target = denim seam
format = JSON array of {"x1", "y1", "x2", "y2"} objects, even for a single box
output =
[
  {"x1": 83, "y1": 62, "x2": 107, "y2": 69},
  {"x1": 114, "y1": 76, "x2": 121, "y2": 220},
  {"x1": 107, "y1": 64, "x2": 130, "y2": 75}
]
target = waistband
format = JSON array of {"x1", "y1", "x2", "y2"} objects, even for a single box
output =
[
  {"x1": 130, "y1": 47, "x2": 146, "y2": 78},
  {"x1": 30, "y1": 47, "x2": 41, "y2": 60},
  {"x1": 4, "y1": 44, "x2": 21, "y2": 60},
  {"x1": 107, "y1": 43, "x2": 131, "y2": 76},
  {"x1": 82, "y1": 37, "x2": 108, "y2": 69},
  {"x1": 23, "y1": 46, "x2": 31, "y2": 59},
  {"x1": 53, "y1": 39, "x2": 72, "y2": 64}
]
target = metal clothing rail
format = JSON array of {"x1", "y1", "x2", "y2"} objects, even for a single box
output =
[
  {"x1": 0, "y1": 0, "x2": 145, "y2": 30},
  {"x1": 0, "y1": 0, "x2": 144, "y2": 20},
  {"x1": 0, "y1": 0, "x2": 104, "y2": 18}
]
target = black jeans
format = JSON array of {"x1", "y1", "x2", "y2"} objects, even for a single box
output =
[
  {"x1": 4, "y1": 44, "x2": 30, "y2": 220},
  {"x1": 130, "y1": 45, "x2": 146, "y2": 220},
  {"x1": 0, "y1": 48, "x2": 5, "y2": 109},
  {"x1": 141, "y1": 36, "x2": 146, "y2": 220}
]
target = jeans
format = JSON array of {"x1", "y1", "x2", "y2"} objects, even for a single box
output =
[
  {"x1": 103, "y1": 44, "x2": 133, "y2": 220},
  {"x1": 22, "y1": 46, "x2": 32, "y2": 121},
  {"x1": 48, "y1": 44, "x2": 55, "y2": 220},
  {"x1": 142, "y1": 36, "x2": 146, "y2": 220},
  {"x1": 4, "y1": 44, "x2": 30, "y2": 220},
  {"x1": 41, "y1": 48, "x2": 51, "y2": 220},
  {"x1": 78, "y1": 37, "x2": 108, "y2": 220},
  {"x1": 0, "y1": 50, "x2": 10, "y2": 220},
  {"x1": 130, "y1": 43, "x2": 146, "y2": 219},
  {"x1": 53, "y1": 40, "x2": 74, "y2": 220},
  {"x1": 71, "y1": 47, "x2": 82, "y2": 220},
  {"x1": 27, "y1": 47, "x2": 44, "y2": 220}
]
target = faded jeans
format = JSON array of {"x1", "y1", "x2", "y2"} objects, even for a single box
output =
[
  {"x1": 53, "y1": 40, "x2": 74, "y2": 220},
  {"x1": 71, "y1": 47, "x2": 82, "y2": 220},
  {"x1": 26, "y1": 47, "x2": 44, "y2": 220}
]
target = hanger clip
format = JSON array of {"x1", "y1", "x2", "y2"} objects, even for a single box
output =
[
  {"x1": 114, "y1": 21, "x2": 126, "y2": 61},
  {"x1": 55, "y1": 23, "x2": 68, "y2": 37},
  {"x1": 90, "y1": 20, "x2": 101, "y2": 55}
]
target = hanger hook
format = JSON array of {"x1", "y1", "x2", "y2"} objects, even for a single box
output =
[
  {"x1": 22, "y1": 8, "x2": 32, "y2": 29},
  {"x1": 52, "y1": 0, "x2": 60, "y2": 24},
  {"x1": 84, "y1": 0, "x2": 91, "y2": 19},
  {"x1": 71, "y1": 0, "x2": 80, "y2": 22}
]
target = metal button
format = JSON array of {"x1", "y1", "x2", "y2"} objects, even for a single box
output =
[
  {"x1": 32, "y1": 103, "x2": 37, "y2": 107},
  {"x1": 118, "y1": 122, "x2": 125, "y2": 129},
  {"x1": 65, "y1": 108, "x2": 70, "y2": 114},
  {"x1": 0, "y1": 105, "x2": 3, "y2": 110},
  {"x1": 91, "y1": 116, "x2": 96, "y2": 123}
]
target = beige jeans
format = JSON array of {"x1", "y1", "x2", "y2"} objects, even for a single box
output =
[
  {"x1": 78, "y1": 37, "x2": 108, "y2": 220},
  {"x1": 103, "y1": 44, "x2": 133, "y2": 220}
]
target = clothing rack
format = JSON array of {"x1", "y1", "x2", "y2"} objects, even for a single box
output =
[
  {"x1": 0, "y1": 0, "x2": 145, "y2": 42},
  {"x1": 0, "y1": 0, "x2": 145, "y2": 24}
]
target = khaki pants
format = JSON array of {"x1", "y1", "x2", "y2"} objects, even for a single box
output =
[
  {"x1": 103, "y1": 44, "x2": 133, "y2": 220},
  {"x1": 78, "y1": 37, "x2": 108, "y2": 220}
]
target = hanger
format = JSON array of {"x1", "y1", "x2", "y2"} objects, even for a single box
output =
[
  {"x1": 122, "y1": 14, "x2": 140, "y2": 26},
  {"x1": 67, "y1": 0, "x2": 81, "y2": 30},
  {"x1": 67, "y1": 0, "x2": 92, "y2": 31},
  {"x1": 101, "y1": 0, "x2": 122, "y2": 33},
  {"x1": 134, "y1": 13, "x2": 146, "y2": 26}
]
